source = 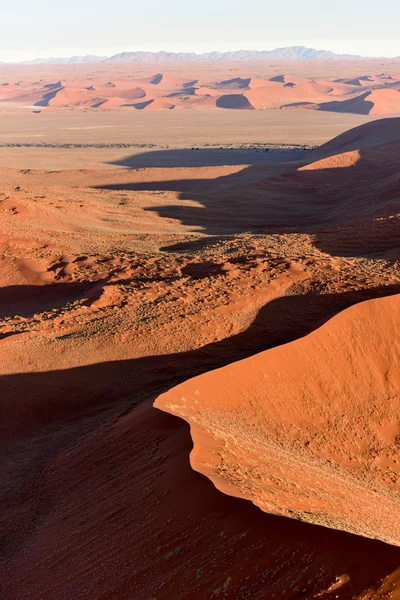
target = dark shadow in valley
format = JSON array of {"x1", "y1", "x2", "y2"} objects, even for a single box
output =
[
  {"x1": 103, "y1": 147, "x2": 308, "y2": 169},
  {"x1": 0, "y1": 281, "x2": 88, "y2": 319},
  {"x1": 95, "y1": 145, "x2": 400, "y2": 257}
]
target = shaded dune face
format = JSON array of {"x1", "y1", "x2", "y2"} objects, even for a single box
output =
[
  {"x1": 216, "y1": 94, "x2": 255, "y2": 110},
  {"x1": 314, "y1": 116, "x2": 400, "y2": 155},
  {"x1": 155, "y1": 295, "x2": 400, "y2": 546}
]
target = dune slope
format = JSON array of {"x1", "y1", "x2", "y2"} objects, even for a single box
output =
[
  {"x1": 155, "y1": 295, "x2": 400, "y2": 545},
  {"x1": 314, "y1": 116, "x2": 400, "y2": 155}
]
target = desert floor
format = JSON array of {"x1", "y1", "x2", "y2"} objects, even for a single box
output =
[{"x1": 0, "y1": 105, "x2": 379, "y2": 170}]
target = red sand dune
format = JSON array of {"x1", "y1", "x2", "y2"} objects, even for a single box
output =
[
  {"x1": 215, "y1": 77, "x2": 252, "y2": 89},
  {"x1": 148, "y1": 73, "x2": 197, "y2": 89},
  {"x1": 244, "y1": 79, "x2": 350, "y2": 109},
  {"x1": 155, "y1": 294, "x2": 400, "y2": 545},
  {"x1": 338, "y1": 75, "x2": 375, "y2": 87},
  {"x1": 322, "y1": 80, "x2": 364, "y2": 95},
  {"x1": 96, "y1": 86, "x2": 146, "y2": 100},
  {"x1": 194, "y1": 85, "x2": 220, "y2": 96},
  {"x1": 45, "y1": 86, "x2": 93, "y2": 107},
  {"x1": 90, "y1": 96, "x2": 132, "y2": 108},
  {"x1": 183, "y1": 94, "x2": 218, "y2": 108},
  {"x1": 315, "y1": 88, "x2": 400, "y2": 115},
  {"x1": 248, "y1": 77, "x2": 271, "y2": 88},
  {"x1": 139, "y1": 97, "x2": 176, "y2": 110}
]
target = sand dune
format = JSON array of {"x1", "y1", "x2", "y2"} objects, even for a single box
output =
[
  {"x1": 315, "y1": 88, "x2": 400, "y2": 115},
  {"x1": 155, "y1": 294, "x2": 400, "y2": 545},
  {"x1": 323, "y1": 80, "x2": 363, "y2": 95},
  {"x1": 338, "y1": 75, "x2": 375, "y2": 86},
  {"x1": 248, "y1": 77, "x2": 270, "y2": 88},
  {"x1": 139, "y1": 97, "x2": 176, "y2": 110},
  {"x1": 90, "y1": 96, "x2": 134, "y2": 108},
  {"x1": 194, "y1": 85, "x2": 221, "y2": 97},
  {"x1": 44, "y1": 86, "x2": 93, "y2": 107},
  {"x1": 148, "y1": 73, "x2": 197, "y2": 88},
  {"x1": 245, "y1": 78, "x2": 368, "y2": 110},
  {"x1": 215, "y1": 77, "x2": 252, "y2": 89},
  {"x1": 97, "y1": 86, "x2": 146, "y2": 100},
  {"x1": 245, "y1": 80, "x2": 332, "y2": 109}
]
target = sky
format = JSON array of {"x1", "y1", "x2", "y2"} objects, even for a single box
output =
[{"x1": 2, "y1": 0, "x2": 399, "y2": 62}]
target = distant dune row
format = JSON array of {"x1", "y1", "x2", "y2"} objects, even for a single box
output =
[{"x1": 1, "y1": 69, "x2": 400, "y2": 114}]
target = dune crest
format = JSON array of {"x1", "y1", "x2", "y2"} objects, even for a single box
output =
[{"x1": 155, "y1": 295, "x2": 400, "y2": 545}]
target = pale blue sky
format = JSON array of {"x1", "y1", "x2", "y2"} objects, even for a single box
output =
[{"x1": 2, "y1": 0, "x2": 399, "y2": 61}]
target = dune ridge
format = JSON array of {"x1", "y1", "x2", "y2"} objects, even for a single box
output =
[{"x1": 155, "y1": 294, "x2": 400, "y2": 545}]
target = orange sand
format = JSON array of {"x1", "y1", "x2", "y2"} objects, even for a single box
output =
[
  {"x1": 1, "y1": 117, "x2": 400, "y2": 598},
  {"x1": 155, "y1": 295, "x2": 400, "y2": 544}
]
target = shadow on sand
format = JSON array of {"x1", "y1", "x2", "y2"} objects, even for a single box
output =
[
  {"x1": 105, "y1": 146, "x2": 308, "y2": 169},
  {"x1": 94, "y1": 145, "x2": 400, "y2": 257}
]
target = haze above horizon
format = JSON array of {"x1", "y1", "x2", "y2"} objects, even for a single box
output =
[{"x1": 2, "y1": 0, "x2": 399, "y2": 62}]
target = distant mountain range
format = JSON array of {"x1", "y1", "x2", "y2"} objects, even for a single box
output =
[
  {"x1": 18, "y1": 55, "x2": 108, "y2": 65},
  {"x1": 7, "y1": 46, "x2": 399, "y2": 65},
  {"x1": 107, "y1": 47, "x2": 365, "y2": 62}
]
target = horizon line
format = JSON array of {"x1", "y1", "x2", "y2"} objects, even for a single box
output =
[{"x1": 2, "y1": 45, "x2": 400, "y2": 64}]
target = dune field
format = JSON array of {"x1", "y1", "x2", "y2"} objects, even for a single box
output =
[
  {"x1": 1, "y1": 60, "x2": 400, "y2": 599},
  {"x1": 1, "y1": 61, "x2": 400, "y2": 115}
]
